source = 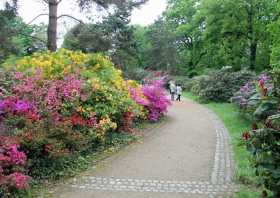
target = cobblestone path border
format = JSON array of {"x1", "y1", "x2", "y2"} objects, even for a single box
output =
[
  {"x1": 64, "y1": 104, "x2": 238, "y2": 197},
  {"x1": 68, "y1": 176, "x2": 237, "y2": 196},
  {"x1": 206, "y1": 109, "x2": 235, "y2": 185}
]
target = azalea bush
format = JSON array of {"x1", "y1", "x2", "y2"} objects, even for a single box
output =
[
  {"x1": 0, "y1": 136, "x2": 31, "y2": 197},
  {"x1": 239, "y1": 68, "x2": 280, "y2": 197},
  {"x1": 0, "y1": 49, "x2": 171, "y2": 195},
  {"x1": 142, "y1": 80, "x2": 171, "y2": 121},
  {"x1": 128, "y1": 79, "x2": 171, "y2": 122}
]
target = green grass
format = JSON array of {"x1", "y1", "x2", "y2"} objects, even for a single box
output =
[{"x1": 183, "y1": 92, "x2": 260, "y2": 198}]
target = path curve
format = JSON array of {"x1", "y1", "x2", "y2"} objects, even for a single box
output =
[{"x1": 52, "y1": 99, "x2": 237, "y2": 198}]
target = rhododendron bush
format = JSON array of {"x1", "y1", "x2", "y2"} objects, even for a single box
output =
[
  {"x1": 0, "y1": 136, "x2": 31, "y2": 196},
  {"x1": 231, "y1": 74, "x2": 276, "y2": 121},
  {"x1": 0, "y1": 49, "x2": 171, "y2": 195}
]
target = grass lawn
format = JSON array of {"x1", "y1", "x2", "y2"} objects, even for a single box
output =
[{"x1": 183, "y1": 92, "x2": 260, "y2": 198}]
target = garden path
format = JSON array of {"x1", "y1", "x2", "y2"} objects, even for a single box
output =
[{"x1": 51, "y1": 98, "x2": 237, "y2": 198}]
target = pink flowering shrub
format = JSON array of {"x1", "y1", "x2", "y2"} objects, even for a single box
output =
[
  {"x1": 142, "y1": 80, "x2": 171, "y2": 121},
  {"x1": 128, "y1": 79, "x2": 171, "y2": 122},
  {"x1": 0, "y1": 136, "x2": 31, "y2": 193}
]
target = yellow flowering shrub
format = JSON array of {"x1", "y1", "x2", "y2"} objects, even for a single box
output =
[{"x1": 4, "y1": 49, "x2": 127, "y2": 90}]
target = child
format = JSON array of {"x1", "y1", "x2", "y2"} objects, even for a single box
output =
[{"x1": 176, "y1": 84, "x2": 182, "y2": 101}]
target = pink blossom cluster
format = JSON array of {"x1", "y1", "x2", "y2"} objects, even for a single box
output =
[
  {"x1": 0, "y1": 137, "x2": 31, "y2": 190},
  {"x1": 13, "y1": 72, "x2": 83, "y2": 111},
  {"x1": 0, "y1": 143, "x2": 27, "y2": 167},
  {"x1": 6, "y1": 172, "x2": 31, "y2": 189},
  {"x1": 141, "y1": 79, "x2": 171, "y2": 121},
  {"x1": 7, "y1": 145, "x2": 27, "y2": 165}
]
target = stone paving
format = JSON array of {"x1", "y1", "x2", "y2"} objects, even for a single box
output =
[
  {"x1": 53, "y1": 99, "x2": 238, "y2": 198},
  {"x1": 67, "y1": 176, "x2": 237, "y2": 196}
]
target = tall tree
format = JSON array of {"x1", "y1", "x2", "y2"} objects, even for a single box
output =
[
  {"x1": 40, "y1": 0, "x2": 147, "y2": 51},
  {"x1": 162, "y1": 0, "x2": 278, "y2": 73}
]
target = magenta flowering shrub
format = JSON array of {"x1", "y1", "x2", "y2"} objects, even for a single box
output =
[
  {"x1": 142, "y1": 80, "x2": 171, "y2": 121},
  {"x1": 129, "y1": 87, "x2": 149, "y2": 107},
  {"x1": 0, "y1": 136, "x2": 31, "y2": 193}
]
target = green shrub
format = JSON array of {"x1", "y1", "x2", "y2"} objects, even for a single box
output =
[{"x1": 198, "y1": 67, "x2": 256, "y2": 102}]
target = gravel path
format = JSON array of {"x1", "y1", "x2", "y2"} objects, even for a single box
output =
[{"x1": 51, "y1": 99, "x2": 237, "y2": 198}]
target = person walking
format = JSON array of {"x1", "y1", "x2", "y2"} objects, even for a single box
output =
[
  {"x1": 169, "y1": 81, "x2": 176, "y2": 101},
  {"x1": 176, "y1": 84, "x2": 182, "y2": 101}
]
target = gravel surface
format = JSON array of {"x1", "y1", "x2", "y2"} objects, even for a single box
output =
[{"x1": 51, "y1": 99, "x2": 236, "y2": 198}]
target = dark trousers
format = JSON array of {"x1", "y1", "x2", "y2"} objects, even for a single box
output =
[
  {"x1": 176, "y1": 94, "x2": 181, "y2": 101},
  {"x1": 171, "y1": 92, "x2": 175, "y2": 101}
]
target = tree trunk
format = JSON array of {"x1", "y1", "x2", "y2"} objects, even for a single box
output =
[
  {"x1": 47, "y1": 0, "x2": 58, "y2": 51},
  {"x1": 247, "y1": 0, "x2": 257, "y2": 70},
  {"x1": 250, "y1": 41, "x2": 257, "y2": 70}
]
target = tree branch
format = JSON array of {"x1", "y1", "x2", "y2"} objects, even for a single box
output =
[
  {"x1": 42, "y1": 0, "x2": 49, "y2": 4},
  {"x1": 57, "y1": 14, "x2": 84, "y2": 24},
  {"x1": 26, "y1": 14, "x2": 49, "y2": 26}
]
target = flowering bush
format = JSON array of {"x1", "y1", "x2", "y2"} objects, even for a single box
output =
[
  {"x1": 142, "y1": 80, "x2": 171, "y2": 121},
  {"x1": 231, "y1": 73, "x2": 276, "y2": 121},
  {"x1": 128, "y1": 79, "x2": 171, "y2": 122},
  {"x1": 244, "y1": 115, "x2": 280, "y2": 197},
  {"x1": 197, "y1": 68, "x2": 256, "y2": 102},
  {"x1": 0, "y1": 50, "x2": 171, "y2": 195},
  {"x1": 0, "y1": 136, "x2": 31, "y2": 194}
]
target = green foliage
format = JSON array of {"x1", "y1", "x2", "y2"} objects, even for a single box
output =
[
  {"x1": 198, "y1": 69, "x2": 256, "y2": 102},
  {"x1": 185, "y1": 67, "x2": 256, "y2": 102},
  {"x1": 63, "y1": 1, "x2": 144, "y2": 79},
  {"x1": 246, "y1": 115, "x2": 280, "y2": 197},
  {"x1": 0, "y1": 5, "x2": 46, "y2": 64},
  {"x1": 128, "y1": 0, "x2": 278, "y2": 75}
]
